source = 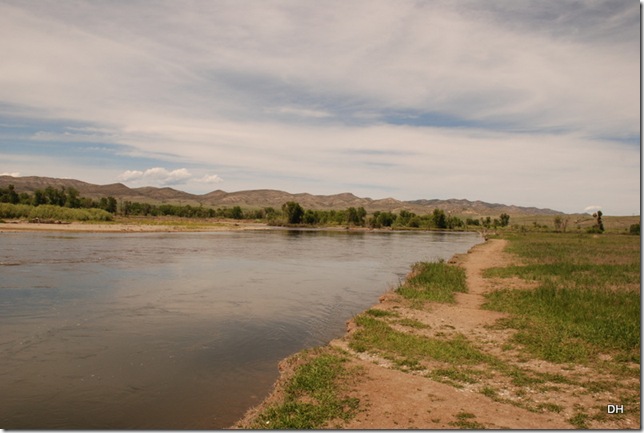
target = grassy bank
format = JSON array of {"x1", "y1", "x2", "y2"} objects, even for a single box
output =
[
  {"x1": 396, "y1": 261, "x2": 467, "y2": 304},
  {"x1": 239, "y1": 348, "x2": 361, "y2": 429}
]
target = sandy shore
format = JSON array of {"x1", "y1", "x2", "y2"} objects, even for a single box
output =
[{"x1": 0, "y1": 220, "x2": 273, "y2": 233}]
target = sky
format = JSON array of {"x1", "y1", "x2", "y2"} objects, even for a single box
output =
[{"x1": 0, "y1": 0, "x2": 640, "y2": 215}]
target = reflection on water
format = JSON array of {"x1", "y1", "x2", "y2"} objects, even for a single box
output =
[{"x1": 0, "y1": 229, "x2": 481, "y2": 428}]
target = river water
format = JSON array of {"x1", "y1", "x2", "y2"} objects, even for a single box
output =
[{"x1": 0, "y1": 229, "x2": 481, "y2": 429}]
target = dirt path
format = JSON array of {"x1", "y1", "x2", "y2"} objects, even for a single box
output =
[
  {"x1": 235, "y1": 239, "x2": 640, "y2": 429},
  {"x1": 331, "y1": 239, "x2": 571, "y2": 429}
]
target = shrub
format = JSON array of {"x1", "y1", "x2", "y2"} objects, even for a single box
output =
[{"x1": 0, "y1": 203, "x2": 112, "y2": 221}]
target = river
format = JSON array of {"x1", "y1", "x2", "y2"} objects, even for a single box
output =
[{"x1": 0, "y1": 229, "x2": 481, "y2": 428}]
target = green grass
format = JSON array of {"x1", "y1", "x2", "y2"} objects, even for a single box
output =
[
  {"x1": 364, "y1": 308, "x2": 399, "y2": 318},
  {"x1": 396, "y1": 261, "x2": 467, "y2": 304},
  {"x1": 501, "y1": 232, "x2": 639, "y2": 265},
  {"x1": 429, "y1": 367, "x2": 482, "y2": 387},
  {"x1": 395, "y1": 318, "x2": 430, "y2": 329},
  {"x1": 252, "y1": 349, "x2": 360, "y2": 429},
  {"x1": 483, "y1": 232, "x2": 640, "y2": 364},
  {"x1": 347, "y1": 311, "x2": 566, "y2": 390},
  {"x1": 568, "y1": 411, "x2": 590, "y2": 429},
  {"x1": 536, "y1": 402, "x2": 564, "y2": 413},
  {"x1": 480, "y1": 386, "x2": 498, "y2": 398},
  {"x1": 449, "y1": 411, "x2": 486, "y2": 429},
  {"x1": 485, "y1": 263, "x2": 639, "y2": 290},
  {"x1": 349, "y1": 314, "x2": 490, "y2": 367}
]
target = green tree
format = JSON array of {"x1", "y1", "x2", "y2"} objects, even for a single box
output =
[
  {"x1": 106, "y1": 196, "x2": 117, "y2": 213},
  {"x1": 466, "y1": 218, "x2": 480, "y2": 226},
  {"x1": 32, "y1": 190, "x2": 46, "y2": 206},
  {"x1": 592, "y1": 211, "x2": 604, "y2": 233},
  {"x1": 230, "y1": 205, "x2": 244, "y2": 219},
  {"x1": 303, "y1": 209, "x2": 318, "y2": 225},
  {"x1": 0, "y1": 184, "x2": 20, "y2": 204},
  {"x1": 447, "y1": 215, "x2": 464, "y2": 229},
  {"x1": 44, "y1": 186, "x2": 66, "y2": 206},
  {"x1": 65, "y1": 187, "x2": 81, "y2": 208},
  {"x1": 346, "y1": 206, "x2": 366, "y2": 226},
  {"x1": 432, "y1": 208, "x2": 447, "y2": 229},
  {"x1": 263, "y1": 207, "x2": 277, "y2": 220},
  {"x1": 397, "y1": 210, "x2": 415, "y2": 226},
  {"x1": 378, "y1": 211, "x2": 396, "y2": 227},
  {"x1": 282, "y1": 201, "x2": 304, "y2": 224},
  {"x1": 499, "y1": 213, "x2": 510, "y2": 227}
]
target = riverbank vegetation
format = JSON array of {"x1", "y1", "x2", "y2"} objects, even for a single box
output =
[
  {"x1": 243, "y1": 348, "x2": 361, "y2": 429},
  {"x1": 396, "y1": 261, "x2": 467, "y2": 304},
  {"x1": 0, "y1": 203, "x2": 113, "y2": 222}
]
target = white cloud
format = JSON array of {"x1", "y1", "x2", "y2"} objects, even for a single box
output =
[
  {"x1": 116, "y1": 167, "x2": 223, "y2": 188},
  {"x1": 0, "y1": 172, "x2": 21, "y2": 177},
  {"x1": 584, "y1": 205, "x2": 603, "y2": 214},
  {"x1": 117, "y1": 167, "x2": 192, "y2": 186},
  {"x1": 196, "y1": 174, "x2": 224, "y2": 184},
  {"x1": 117, "y1": 170, "x2": 144, "y2": 182}
]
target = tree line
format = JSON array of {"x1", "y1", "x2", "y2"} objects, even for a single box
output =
[
  {"x1": 0, "y1": 184, "x2": 512, "y2": 229},
  {"x1": 280, "y1": 201, "x2": 510, "y2": 230},
  {"x1": 0, "y1": 184, "x2": 118, "y2": 213}
]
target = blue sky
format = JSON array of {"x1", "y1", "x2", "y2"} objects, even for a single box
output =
[{"x1": 0, "y1": 0, "x2": 640, "y2": 215}]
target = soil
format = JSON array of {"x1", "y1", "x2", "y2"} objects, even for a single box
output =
[{"x1": 234, "y1": 239, "x2": 640, "y2": 429}]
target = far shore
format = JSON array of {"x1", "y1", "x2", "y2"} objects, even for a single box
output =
[
  {"x1": 0, "y1": 219, "x2": 273, "y2": 233},
  {"x1": 0, "y1": 219, "x2": 482, "y2": 235}
]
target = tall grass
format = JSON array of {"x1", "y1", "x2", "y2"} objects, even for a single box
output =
[
  {"x1": 484, "y1": 232, "x2": 640, "y2": 363},
  {"x1": 396, "y1": 261, "x2": 467, "y2": 303},
  {"x1": 0, "y1": 203, "x2": 113, "y2": 222}
]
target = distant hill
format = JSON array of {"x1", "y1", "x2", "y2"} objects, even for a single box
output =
[
  {"x1": 0, "y1": 175, "x2": 563, "y2": 216},
  {"x1": 407, "y1": 199, "x2": 562, "y2": 216}
]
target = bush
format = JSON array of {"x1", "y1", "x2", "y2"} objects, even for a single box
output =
[
  {"x1": 0, "y1": 203, "x2": 32, "y2": 218},
  {"x1": 29, "y1": 205, "x2": 113, "y2": 221},
  {"x1": 0, "y1": 203, "x2": 113, "y2": 221}
]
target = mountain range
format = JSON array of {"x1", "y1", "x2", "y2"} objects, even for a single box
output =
[{"x1": 0, "y1": 175, "x2": 563, "y2": 216}]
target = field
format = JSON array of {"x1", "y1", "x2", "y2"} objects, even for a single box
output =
[{"x1": 484, "y1": 232, "x2": 640, "y2": 364}]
